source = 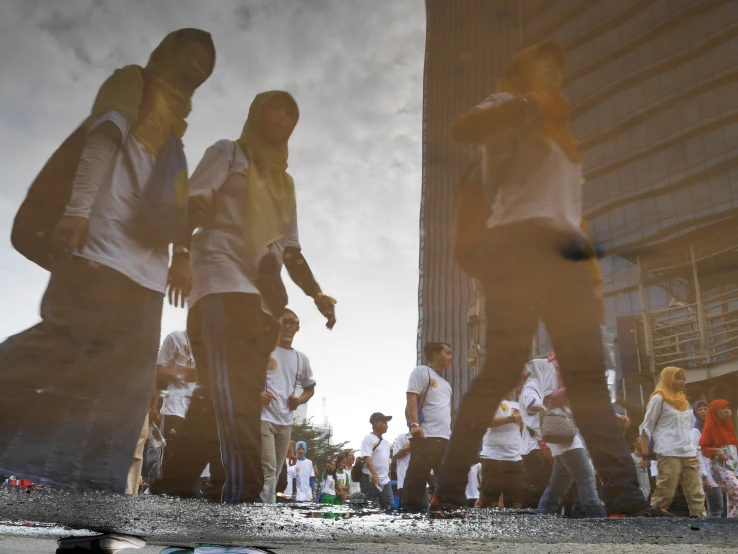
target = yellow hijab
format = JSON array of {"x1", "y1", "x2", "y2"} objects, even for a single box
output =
[
  {"x1": 89, "y1": 28, "x2": 215, "y2": 156},
  {"x1": 650, "y1": 366, "x2": 689, "y2": 411},
  {"x1": 237, "y1": 91, "x2": 299, "y2": 256}
]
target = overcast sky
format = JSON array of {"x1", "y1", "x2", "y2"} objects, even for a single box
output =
[{"x1": 0, "y1": 0, "x2": 426, "y2": 450}]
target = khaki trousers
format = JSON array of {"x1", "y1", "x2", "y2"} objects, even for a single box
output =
[
  {"x1": 259, "y1": 420, "x2": 293, "y2": 503},
  {"x1": 650, "y1": 454, "x2": 706, "y2": 517},
  {"x1": 125, "y1": 414, "x2": 149, "y2": 495}
]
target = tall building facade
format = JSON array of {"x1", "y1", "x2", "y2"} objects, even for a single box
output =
[{"x1": 419, "y1": 0, "x2": 738, "y2": 408}]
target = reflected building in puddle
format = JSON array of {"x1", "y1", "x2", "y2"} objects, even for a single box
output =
[{"x1": 418, "y1": 0, "x2": 738, "y2": 411}]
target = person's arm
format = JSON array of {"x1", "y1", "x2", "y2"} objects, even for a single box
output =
[
  {"x1": 488, "y1": 409, "x2": 522, "y2": 428},
  {"x1": 288, "y1": 385, "x2": 315, "y2": 411},
  {"x1": 449, "y1": 93, "x2": 540, "y2": 144},
  {"x1": 406, "y1": 393, "x2": 425, "y2": 439},
  {"x1": 639, "y1": 396, "x2": 662, "y2": 456},
  {"x1": 546, "y1": 388, "x2": 568, "y2": 409},
  {"x1": 363, "y1": 455, "x2": 379, "y2": 485},
  {"x1": 392, "y1": 447, "x2": 411, "y2": 462}
]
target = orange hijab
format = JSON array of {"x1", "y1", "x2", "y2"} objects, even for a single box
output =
[{"x1": 497, "y1": 40, "x2": 580, "y2": 163}]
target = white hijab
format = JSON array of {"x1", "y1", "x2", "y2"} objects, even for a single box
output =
[{"x1": 523, "y1": 358, "x2": 559, "y2": 401}]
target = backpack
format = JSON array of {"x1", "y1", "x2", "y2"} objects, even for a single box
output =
[{"x1": 10, "y1": 68, "x2": 167, "y2": 269}]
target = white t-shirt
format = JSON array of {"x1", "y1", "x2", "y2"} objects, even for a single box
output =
[
  {"x1": 407, "y1": 366, "x2": 452, "y2": 440},
  {"x1": 77, "y1": 110, "x2": 169, "y2": 293},
  {"x1": 294, "y1": 458, "x2": 314, "y2": 502},
  {"x1": 466, "y1": 462, "x2": 481, "y2": 500},
  {"x1": 320, "y1": 473, "x2": 336, "y2": 497},
  {"x1": 262, "y1": 347, "x2": 316, "y2": 426},
  {"x1": 481, "y1": 400, "x2": 523, "y2": 462},
  {"x1": 284, "y1": 461, "x2": 297, "y2": 496},
  {"x1": 361, "y1": 433, "x2": 391, "y2": 486},
  {"x1": 336, "y1": 469, "x2": 351, "y2": 493},
  {"x1": 187, "y1": 139, "x2": 301, "y2": 312},
  {"x1": 473, "y1": 92, "x2": 585, "y2": 240},
  {"x1": 519, "y1": 386, "x2": 543, "y2": 455},
  {"x1": 393, "y1": 432, "x2": 412, "y2": 489},
  {"x1": 639, "y1": 395, "x2": 697, "y2": 458},
  {"x1": 157, "y1": 331, "x2": 198, "y2": 419}
]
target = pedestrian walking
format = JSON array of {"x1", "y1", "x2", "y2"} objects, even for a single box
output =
[
  {"x1": 402, "y1": 342, "x2": 453, "y2": 512},
  {"x1": 392, "y1": 431, "x2": 412, "y2": 504},
  {"x1": 700, "y1": 400, "x2": 738, "y2": 517},
  {"x1": 361, "y1": 413, "x2": 394, "y2": 510},
  {"x1": 693, "y1": 400, "x2": 724, "y2": 517},
  {"x1": 260, "y1": 309, "x2": 316, "y2": 503},
  {"x1": 518, "y1": 360, "x2": 554, "y2": 509},
  {"x1": 640, "y1": 366, "x2": 706, "y2": 517},
  {"x1": 478, "y1": 393, "x2": 524, "y2": 509},
  {"x1": 434, "y1": 39, "x2": 662, "y2": 517},
  {"x1": 152, "y1": 91, "x2": 336, "y2": 504},
  {"x1": 0, "y1": 29, "x2": 215, "y2": 493}
]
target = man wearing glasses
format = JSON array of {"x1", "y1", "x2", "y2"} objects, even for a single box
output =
[{"x1": 260, "y1": 309, "x2": 316, "y2": 503}]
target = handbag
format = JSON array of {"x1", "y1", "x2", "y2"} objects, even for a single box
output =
[{"x1": 539, "y1": 410, "x2": 577, "y2": 445}]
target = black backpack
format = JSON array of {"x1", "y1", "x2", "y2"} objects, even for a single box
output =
[{"x1": 350, "y1": 457, "x2": 364, "y2": 483}]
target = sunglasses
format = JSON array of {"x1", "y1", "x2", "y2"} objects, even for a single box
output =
[{"x1": 281, "y1": 318, "x2": 300, "y2": 325}]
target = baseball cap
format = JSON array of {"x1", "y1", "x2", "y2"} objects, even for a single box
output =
[{"x1": 369, "y1": 412, "x2": 392, "y2": 425}]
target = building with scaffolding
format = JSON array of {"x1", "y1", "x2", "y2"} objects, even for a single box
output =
[{"x1": 419, "y1": 0, "x2": 738, "y2": 409}]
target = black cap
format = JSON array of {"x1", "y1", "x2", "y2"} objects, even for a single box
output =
[{"x1": 370, "y1": 412, "x2": 392, "y2": 425}]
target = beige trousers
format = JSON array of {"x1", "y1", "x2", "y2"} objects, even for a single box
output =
[
  {"x1": 650, "y1": 454, "x2": 706, "y2": 517},
  {"x1": 125, "y1": 414, "x2": 149, "y2": 495}
]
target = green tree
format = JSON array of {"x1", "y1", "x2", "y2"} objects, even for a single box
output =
[{"x1": 291, "y1": 418, "x2": 350, "y2": 472}]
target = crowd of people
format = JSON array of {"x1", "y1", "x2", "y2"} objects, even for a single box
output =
[{"x1": 0, "y1": 26, "x2": 736, "y2": 532}]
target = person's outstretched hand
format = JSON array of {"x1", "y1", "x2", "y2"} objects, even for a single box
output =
[
  {"x1": 51, "y1": 216, "x2": 89, "y2": 262},
  {"x1": 314, "y1": 293, "x2": 337, "y2": 330},
  {"x1": 167, "y1": 254, "x2": 191, "y2": 308}
]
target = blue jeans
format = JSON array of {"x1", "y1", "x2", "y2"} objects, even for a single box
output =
[
  {"x1": 361, "y1": 474, "x2": 394, "y2": 511},
  {"x1": 538, "y1": 448, "x2": 606, "y2": 518},
  {"x1": 705, "y1": 485, "x2": 725, "y2": 518}
]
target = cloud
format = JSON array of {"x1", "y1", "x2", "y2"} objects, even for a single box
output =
[{"x1": 0, "y1": 0, "x2": 425, "y2": 448}]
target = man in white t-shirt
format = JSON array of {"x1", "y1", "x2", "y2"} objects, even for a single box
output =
[
  {"x1": 260, "y1": 309, "x2": 316, "y2": 503},
  {"x1": 402, "y1": 342, "x2": 453, "y2": 512},
  {"x1": 361, "y1": 413, "x2": 394, "y2": 510},
  {"x1": 157, "y1": 331, "x2": 198, "y2": 435},
  {"x1": 392, "y1": 432, "x2": 412, "y2": 503},
  {"x1": 478, "y1": 393, "x2": 524, "y2": 508}
]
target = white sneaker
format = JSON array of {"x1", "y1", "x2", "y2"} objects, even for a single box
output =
[{"x1": 57, "y1": 533, "x2": 145, "y2": 552}]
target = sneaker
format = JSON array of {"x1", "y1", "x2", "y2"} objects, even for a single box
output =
[
  {"x1": 57, "y1": 533, "x2": 145, "y2": 552},
  {"x1": 160, "y1": 549, "x2": 194, "y2": 554}
]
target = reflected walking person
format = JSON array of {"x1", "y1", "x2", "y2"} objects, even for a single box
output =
[
  {"x1": 433, "y1": 39, "x2": 661, "y2": 517},
  {"x1": 0, "y1": 29, "x2": 215, "y2": 493}
]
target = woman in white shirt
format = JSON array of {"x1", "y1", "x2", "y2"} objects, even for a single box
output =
[
  {"x1": 640, "y1": 367, "x2": 706, "y2": 517},
  {"x1": 693, "y1": 400, "x2": 724, "y2": 517}
]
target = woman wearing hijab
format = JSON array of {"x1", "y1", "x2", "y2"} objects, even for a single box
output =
[
  {"x1": 693, "y1": 400, "x2": 724, "y2": 517},
  {"x1": 700, "y1": 400, "x2": 738, "y2": 517},
  {"x1": 290, "y1": 441, "x2": 314, "y2": 503},
  {"x1": 0, "y1": 29, "x2": 215, "y2": 494},
  {"x1": 433, "y1": 40, "x2": 654, "y2": 516},
  {"x1": 639, "y1": 367, "x2": 706, "y2": 517},
  {"x1": 151, "y1": 91, "x2": 336, "y2": 504},
  {"x1": 517, "y1": 358, "x2": 555, "y2": 508}
]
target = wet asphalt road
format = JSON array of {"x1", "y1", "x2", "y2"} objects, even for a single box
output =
[{"x1": 1, "y1": 487, "x2": 738, "y2": 552}]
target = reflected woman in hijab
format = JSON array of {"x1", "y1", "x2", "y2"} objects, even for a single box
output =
[
  {"x1": 700, "y1": 400, "x2": 738, "y2": 517},
  {"x1": 639, "y1": 367, "x2": 706, "y2": 517},
  {"x1": 0, "y1": 29, "x2": 215, "y2": 494},
  {"x1": 693, "y1": 400, "x2": 723, "y2": 517},
  {"x1": 434, "y1": 39, "x2": 654, "y2": 517},
  {"x1": 151, "y1": 91, "x2": 336, "y2": 504}
]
